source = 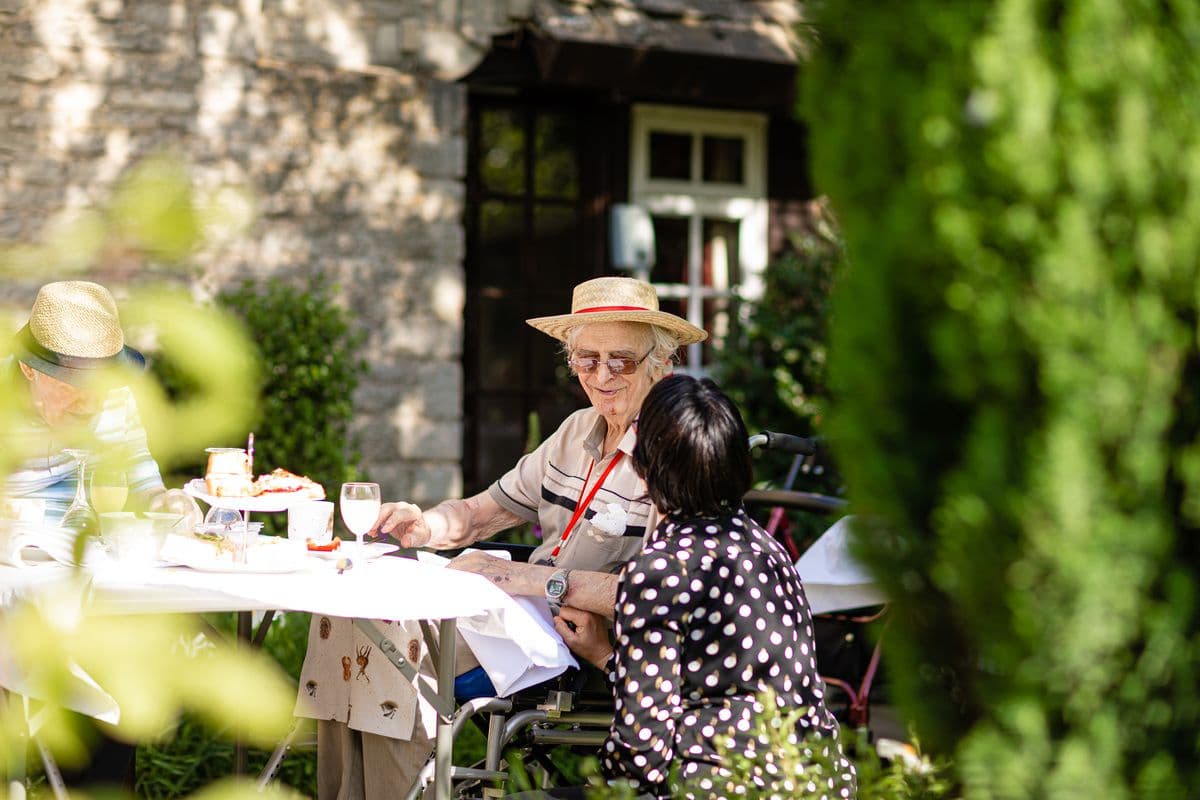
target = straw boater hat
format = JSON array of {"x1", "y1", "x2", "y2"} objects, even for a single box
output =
[
  {"x1": 13, "y1": 281, "x2": 145, "y2": 385},
  {"x1": 526, "y1": 276, "x2": 708, "y2": 344}
]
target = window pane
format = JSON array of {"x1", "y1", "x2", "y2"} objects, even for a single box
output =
[
  {"x1": 476, "y1": 297, "x2": 524, "y2": 388},
  {"x1": 702, "y1": 296, "x2": 738, "y2": 363},
  {"x1": 526, "y1": 294, "x2": 577, "y2": 389},
  {"x1": 534, "y1": 114, "x2": 579, "y2": 199},
  {"x1": 648, "y1": 132, "x2": 691, "y2": 181},
  {"x1": 650, "y1": 216, "x2": 688, "y2": 285},
  {"x1": 478, "y1": 200, "x2": 523, "y2": 286},
  {"x1": 535, "y1": 393, "x2": 586, "y2": 448},
  {"x1": 656, "y1": 297, "x2": 692, "y2": 368},
  {"x1": 480, "y1": 109, "x2": 525, "y2": 194},
  {"x1": 702, "y1": 218, "x2": 741, "y2": 289},
  {"x1": 702, "y1": 135, "x2": 744, "y2": 184},
  {"x1": 475, "y1": 396, "x2": 527, "y2": 484},
  {"x1": 532, "y1": 204, "x2": 579, "y2": 290}
]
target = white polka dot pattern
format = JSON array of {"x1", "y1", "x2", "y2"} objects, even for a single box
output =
[{"x1": 600, "y1": 509, "x2": 856, "y2": 798}]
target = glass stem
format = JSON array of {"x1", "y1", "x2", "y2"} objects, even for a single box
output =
[{"x1": 73, "y1": 459, "x2": 87, "y2": 507}]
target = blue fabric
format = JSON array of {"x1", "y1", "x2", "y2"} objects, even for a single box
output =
[{"x1": 453, "y1": 666, "x2": 497, "y2": 701}]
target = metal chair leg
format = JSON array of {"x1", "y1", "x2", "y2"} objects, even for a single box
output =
[
  {"x1": 256, "y1": 718, "x2": 301, "y2": 789},
  {"x1": 32, "y1": 738, "x2": 67, "y2": 800}
]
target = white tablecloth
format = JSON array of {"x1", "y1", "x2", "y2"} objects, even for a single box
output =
[{"x1": 0, "y1": 554, "x2": 575, "y2": 718}]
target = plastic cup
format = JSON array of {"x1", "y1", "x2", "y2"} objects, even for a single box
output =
[{"x1": 288, "y1": 500, "x2": 335, "y2": 546}]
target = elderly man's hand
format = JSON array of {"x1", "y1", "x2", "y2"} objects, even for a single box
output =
[
  {"x1": 372, "y1": 502, "x2": 431, "y2": 548},
  {"x1": 554, "y1": 606, "x2": 612, "y2": 670}
]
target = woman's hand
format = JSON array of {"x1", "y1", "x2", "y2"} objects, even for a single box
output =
[
  {"x1": 371, "y1": 502, "x2": 431, "y2": 548},
  {"x1": 554, "y1": 606, "x2": 613, "y2": 670}
]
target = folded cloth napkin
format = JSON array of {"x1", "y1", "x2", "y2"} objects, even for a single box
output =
[
  {"x1": 417, "y1": 550, "x2": 579, "y2": 696},
  {"x1": 0, "y1": 521, "x2": 79, "y2": 567}
]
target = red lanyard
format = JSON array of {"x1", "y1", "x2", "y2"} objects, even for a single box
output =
[{"x1": 550, "y1": 452, "x2": 624, "y2": 560}]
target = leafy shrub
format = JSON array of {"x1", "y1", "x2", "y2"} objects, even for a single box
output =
[
  {"x1": 715, "y1": 207, "x2": 842, "y2": 448},
  {"x1": 560, "y1": 688, "x2": 954, "y2": 799},
  {"x1": 806, "y1": 1, "x2": 1200, "y2": 796},
  {"x1": 714, "y1": 214, "x2": 846, "y2": 547}
]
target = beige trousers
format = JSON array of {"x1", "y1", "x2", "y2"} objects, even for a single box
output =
[
  {"x1": 316, "y1": 626, "x2": 481, "y2": 800},
  {"x1": 317, "y1": 718, "x2": 432, "y2": 800}
]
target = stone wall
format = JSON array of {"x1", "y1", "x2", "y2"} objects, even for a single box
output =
[{"x1": 0, "y1": 0, "x2": 518, "y2": 506}]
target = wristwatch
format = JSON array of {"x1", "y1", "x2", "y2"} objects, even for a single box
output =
[{"x1": 545, "y1": 569, "x2": 570, "y2": 616}]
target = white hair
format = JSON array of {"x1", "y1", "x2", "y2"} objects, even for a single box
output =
[{"x1": 563, "y1": 322, "x2": 682, "y2": 379}]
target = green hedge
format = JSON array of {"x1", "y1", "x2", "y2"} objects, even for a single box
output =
[{"x1": 806, "y1": 1, "x2": 1200, "y2": 796}]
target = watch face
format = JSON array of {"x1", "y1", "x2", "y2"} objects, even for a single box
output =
[{"x1": 546, "y1": 577, "x2": 567, "y2": 599}]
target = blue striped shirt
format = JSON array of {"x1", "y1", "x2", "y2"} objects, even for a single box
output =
[{"x1": 3, "y1": 366, "x2": 164, "y2": 526}]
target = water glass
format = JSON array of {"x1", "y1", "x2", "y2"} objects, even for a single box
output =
[{"x1": 339, "y1": 483, "x2": 381, "y2": 558}]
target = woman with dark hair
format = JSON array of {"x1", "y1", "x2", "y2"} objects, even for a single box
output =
[{"x1": 557, "y1": 375, "x2": 856, "y2": 799}]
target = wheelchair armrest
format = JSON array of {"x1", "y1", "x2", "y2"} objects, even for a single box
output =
[{"x1": 439, "y1": 541, "x2": 536, "y2": 563}]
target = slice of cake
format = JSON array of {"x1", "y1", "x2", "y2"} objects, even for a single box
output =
[{"x1": 205, "y1": 448, "x2": 253, "y2": 497}]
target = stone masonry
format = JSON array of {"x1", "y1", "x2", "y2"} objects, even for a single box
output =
[{"x1": 0, "y1": 0, "x2": 531, "y2": 506}]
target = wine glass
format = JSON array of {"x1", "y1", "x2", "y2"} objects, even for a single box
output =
[
  {"x1": 60, "y1": 448, "x2": 97, "y2": 537},
  {"x1": 90, "y1": 466, "x2": 128, "y2": 515},
  {"x1": 339, "y1": 482, "x2": 381, "y2": 558}
]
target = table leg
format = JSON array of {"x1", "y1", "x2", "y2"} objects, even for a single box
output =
[
  {"x1": 234, "y1": 610, "x2": 252, "y2": 776},
  {"x1": 433, "y1": 617, "x2": 455, "y2": 800},
  {"x1": 232, "y1": 506, "x2": 256, "y2": 775}
]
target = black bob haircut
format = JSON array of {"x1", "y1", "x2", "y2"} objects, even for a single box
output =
[{"x1": 632, "y1": 374, "x2": 752, "y2": 518}]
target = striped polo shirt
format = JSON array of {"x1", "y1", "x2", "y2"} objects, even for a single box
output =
[
  {"x1": 3, "y1": 363, "x2": 165, "y2": 525},
  {"x1": 488, "y1": 408, "x2": 660, "y2": 574}
]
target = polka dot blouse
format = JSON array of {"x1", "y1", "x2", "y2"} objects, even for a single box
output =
[{"x1": 601, "y1": 509, "x2": 857, "y2": 799}]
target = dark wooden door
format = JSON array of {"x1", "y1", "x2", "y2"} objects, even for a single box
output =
[{"x1": 462, "y1": 94, "x2": 624, "y2": 494}]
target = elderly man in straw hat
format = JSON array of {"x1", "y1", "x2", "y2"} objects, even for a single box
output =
[
  {"x1": 3, "y1": 280, "x2": 201, "y2": 788},
  {"x1": 4, "y1": 280, "x2": 200, "y2": 527},
  {"x1": 298, "y1": 276, "x2": 706, "y2": 800}
]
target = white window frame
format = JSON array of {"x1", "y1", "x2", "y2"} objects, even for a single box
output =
[{"x1": 629, "y1": 104, "x2": 768, "y2": 372}]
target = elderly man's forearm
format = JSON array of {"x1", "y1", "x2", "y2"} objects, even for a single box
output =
[
  {"x1": 567, "y1": 571, "x2": 620, "y2": 618},
  {"x1": 511, "y1": 568, "x2": 617, "y2": 617},
  {"x1": 476, "y1": 562, "x2": 619, "y2": 616},
  {"x1": 428, "y1": 493, "x2": 521, "y2": 549}
]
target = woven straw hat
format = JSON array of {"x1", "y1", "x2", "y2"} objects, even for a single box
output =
[
  {"x1": 526, "y1": 277, "x2": 708, "y2": 344},
  {"x1": 13, "y1": 281, "x2": 145, "y2": 385}
]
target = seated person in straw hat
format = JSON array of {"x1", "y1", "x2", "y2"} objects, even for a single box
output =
[
  {"x1": 2, "y1": 280, "x2": 200, "y2": 527},
  {"x1": 2, "y1": 280, "x2": 201, "y2": 789},
  {"x1": 298, "y1": 277, "x2": 707, "y2": 800}
]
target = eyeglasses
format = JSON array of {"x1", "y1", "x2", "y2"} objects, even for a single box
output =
[{"x1": 568, "y1": 351, "x2": 651, "y2": 376}]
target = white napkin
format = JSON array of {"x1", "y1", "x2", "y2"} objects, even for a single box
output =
[
  {"x1": 418, "y1": 550, "x2": 578, "y2": 696},
  {"x1": 0, "y1": 522, "x2": 79, "y2": 567},
  {"x1": 794, "y1": 516, "x2": 887, "y2": 614}
]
